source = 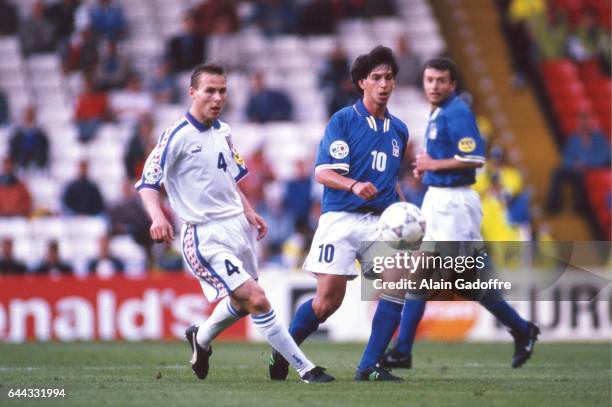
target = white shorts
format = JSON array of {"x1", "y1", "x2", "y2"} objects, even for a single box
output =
[
  {"x1": 421, "y1": 186, "x2": 483, "y2": 241},
  {"x1": 181, "y1": 214, "x2": 258, "y2": 302},
  {"x1": 303, "y1": 211, "x2": 379, "y2": 278}
]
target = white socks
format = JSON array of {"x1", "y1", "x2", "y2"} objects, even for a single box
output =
[
  {"x1": 196, "y1": 297, "x2": 246, "y2": 349},
  {"x1": 252, "y1": 309, "x2": 315, "y2": 376}
]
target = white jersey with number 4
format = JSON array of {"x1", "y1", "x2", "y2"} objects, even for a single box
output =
[{"x1": 135, "y1": 112, "x2": 248, "y2": 224}]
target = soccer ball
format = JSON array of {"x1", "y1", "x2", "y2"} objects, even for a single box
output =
[{"x1": 377, "y1": 202, "x2": 426, "y2": 249}]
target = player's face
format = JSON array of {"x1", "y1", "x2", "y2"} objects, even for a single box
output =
[
  {"x1": 360, "y1": 64, "x2": 395, "y2": 106},
  {"x1": 423, "y1": 68, "x2": 456, "y2": 106},
  {"x1": 189, "y1": 73, "x2": 227, "y2": 123}
]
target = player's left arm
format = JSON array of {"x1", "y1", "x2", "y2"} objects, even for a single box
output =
[
  {"x1": 414, "y1": 154, "x2": 483, "y2": 172},
  {"x1": 237, "y1": 186, "x2": 268, "y2": 240},
  {"x1": 415, "y1": 112, "x2": 485, "y2": 172}
]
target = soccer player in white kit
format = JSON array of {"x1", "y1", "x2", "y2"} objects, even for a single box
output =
[{"x1": 136, "y1": 63, "x2": 333, "y2": 383}]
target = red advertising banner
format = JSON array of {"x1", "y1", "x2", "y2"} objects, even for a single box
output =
[{"x1": 0, "y1": 274, "x2": 247, "y2": 342}]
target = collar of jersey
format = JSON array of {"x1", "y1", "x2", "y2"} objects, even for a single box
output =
[
  {"x1": 353, "y1": 99, "x2": 391, "y2": 121},
  {"x1": 185, "y1": 111, "x2": 220, "y2": 132}
]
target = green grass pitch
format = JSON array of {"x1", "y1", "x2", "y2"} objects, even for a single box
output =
[{"x1": 0, "y1": 341, "x2": 609, "y2": 407}]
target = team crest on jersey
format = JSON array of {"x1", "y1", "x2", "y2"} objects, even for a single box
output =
[
  {"x1": 233, "y1": 150, "x2": 245, "y2": 166},
  {"x1": 330, "y1": 140, "x2": 349, "y2": 159},
  {"x1": 392, "y1": 139, "x2": 400, "y2": 157},
  {"x1": 190, "y1": 144, "x2": 202, "y2": 154},
  {"x1": 458, "y1": 137, "x2": 476, "y2": 153},
  {"x1": 428, "y1": 123, "x2": 437, "y2": 139},
  {"x1": 143, "y1": 163, "x2": 163, "y2": 184}
]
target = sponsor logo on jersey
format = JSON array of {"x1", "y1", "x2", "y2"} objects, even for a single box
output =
[
  {"x1": 330, "y1": 140, "x2": 349, "y2": 159},
  {"x1": 458, "y1": 137, "x2": 476, "y2": 153},
  {"x1": 190, "y1": 144, "x2": 202, "y2": 154},
  {"x1": 392, "y1": 139, "x2": 400, "y2": 157},
  {"x1": 143, "y1": 163, "x2": 163, "y2": 184}
]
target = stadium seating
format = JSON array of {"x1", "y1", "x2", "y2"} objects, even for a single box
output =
[{"x1": 0, "y1": 0, "x2": 445, "y2": 269}]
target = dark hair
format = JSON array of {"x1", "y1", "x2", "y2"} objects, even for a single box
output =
[
  {"x1": 190, "y1": 63, "x2": 226, "y2": 88},
  {"x1": 350, "y1": 45, "x2": 399, "y2": 95},
  {"x1": 422, "y1": 57, "x2": 458, "y2": 82}
]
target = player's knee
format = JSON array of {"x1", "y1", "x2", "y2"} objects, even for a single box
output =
[{"x1": 245, "y1": 290, "x2": 270, "y2": 315}]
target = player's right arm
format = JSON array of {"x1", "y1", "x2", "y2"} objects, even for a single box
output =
[
  {"x1": 315, "y1": 168, "x2": 378, "y2": 200},
  {"x1": 314, "y1": 111, "x2": 378, "y2": 200},
  {"x1": 139, "y1": 189, "x2": 174, "y2": 242}
]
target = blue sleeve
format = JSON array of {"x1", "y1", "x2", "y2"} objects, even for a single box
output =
[
  {"x1": 315, "y1": 113, "x2": 350, "y2": 175},
  {"x1": 448, "y1": 112, "x2": 485, "y2": 164}
]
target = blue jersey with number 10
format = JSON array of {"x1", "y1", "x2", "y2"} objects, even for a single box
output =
[{"x1": 315, "y1": 99, "x2": 409, "y2": 214}]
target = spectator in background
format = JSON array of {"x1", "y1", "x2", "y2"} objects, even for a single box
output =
[
  {"x1": 0, "y1": 0, "x2": 18, "y2": 36},
  {"x1": 88, "y1": 0, "x2": 126, "y2": 42},
  {"x1": 0, "y1": 237, "x2": 27, "y2": 274},
  {"x1": 44, "y1": 0, "x2": 80, "y2": 51},
  {"x1": 109, "y1": 73, "x2": 154, "y2": 125},
  {"x1": 394, "y1": 35, "x2": 422, "y2": 87},
  {"x1": 108, "y1": 180, "x2": 155, "y2": 264},
  {"x1": 474, "y1": 146, "x2": 531, "y2": 235},
  {"x1": 250, "y1": 0, "x2": 297, "y2": 36},
  {"x1": 93, "y1": 39, "x2": 130, "y2": 90},
  {"x1": 238, "y1": 146, "x2": 275, "y2": 210},
  {"x1": 166, "y1": 14, "x2": 206, "y2": 73},
  {"x1": 320, "y1": 43, "x2": 350, "y2": 92},
  {"x1": 74, "y1": 74, "x2": 110, "y2": 142},
  {"x1": 283, "y1": 159, "x2": 313, "y2": 226},
  {"x1": 87, "y1": 235, "x2": 125, "y2": 278},
  {"x1": 62, "y1": 160, "x2": 105, "y2": 215},
  {"x1": 9, "y1": 106, "x2": 49, "y2": 170},
  {"x1": 152, "y1": 241, "x2": 183, "y2": 273},
  {"x1": 246, "y1": 71, "x2": 293, "y2": 123},
  {"x1": 149, "y1": 60, "x2": 178, "y2": 104},
  {"x1": 327, "y1": 77, "x2": 358, "y2": 117},
  {"x1": 206, "y1": 16, "x2": 243, "y2": 72},
  {"x1": 531, "y1": 8, "x2": 569, "y2": 61},
  {"x1": 0, "y1": 89, "x2": 9, "y2": 125},
  {"x1": 545, "y1": 113, "x2": 611, "y2": 214},
  {"x1": 124, "y1": 115, "x2": 155, "y2": 180},
  {"x1": 566, "y1": 6, "x2": 611, "y2": 73},
  {"x1": 299, "y1": 0, "x2": 337, "y2": 35},
  {"x1": 194, "y1": 0, "x2": 240, "y2": 35},
  {"x1": 63, "y1": 27, "x2": 98, "y2": 73},
  {"x1": 363, "y1": 0, "x2": 396, "y2": 17},
  {"x1": 34, "y1": 240, "x2": 73, "y2": 275},
  {"x1": 500, "y1": 0, "x2": 545, "y2": 87},
  {"x1": 19, "y1": 0, "x2": 56, "y2": 55},
  {"x1": 0, "y1": 157, "x2": 32, "y2": 217}
]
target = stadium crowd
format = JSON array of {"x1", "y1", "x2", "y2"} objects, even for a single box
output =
[{"x1": 0, "y1": 0, "x2": 603, "y2": 276}]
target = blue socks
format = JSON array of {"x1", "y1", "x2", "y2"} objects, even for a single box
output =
[
  {"x1": 288, "y1": 299, "x2": 321, "y2": 345},
  {"x1": 481, "y1": 300, "x2": 529, "y2": 333},
  {"x1": 358, "y1": 299, "x2": 403, "y2": 370},
  {"x1": 395, "y1": 299, "x2": 426, "y2": 356}
]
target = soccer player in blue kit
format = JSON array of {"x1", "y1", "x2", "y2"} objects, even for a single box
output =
[
  {"x1": 379, "y1": 57, "x2": 540, "y2": 370},
  {"x1": 269, "y1": 46, "x2": 409, "y2": 381}
]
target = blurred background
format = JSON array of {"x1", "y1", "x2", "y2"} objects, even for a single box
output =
[{"x1": 0, "y1": 0, "x2": 610, "y2": 343}]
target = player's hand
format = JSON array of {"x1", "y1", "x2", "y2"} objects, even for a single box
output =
[
  {"x1": 150, "y1": 216, "x2": 174, "y2": 243},
  {"x1": 245, "y1": 209, "x2": 268, "y2": 240},
  {"x1": 412, "y1": 167, "x2": 423, "y2": 180},
  {"x1": 414, "y1": 152, "x2": 435, "y2": 172},
  {"x1": 352, "y1": 181, "x2": 378, "y2": 200}
]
